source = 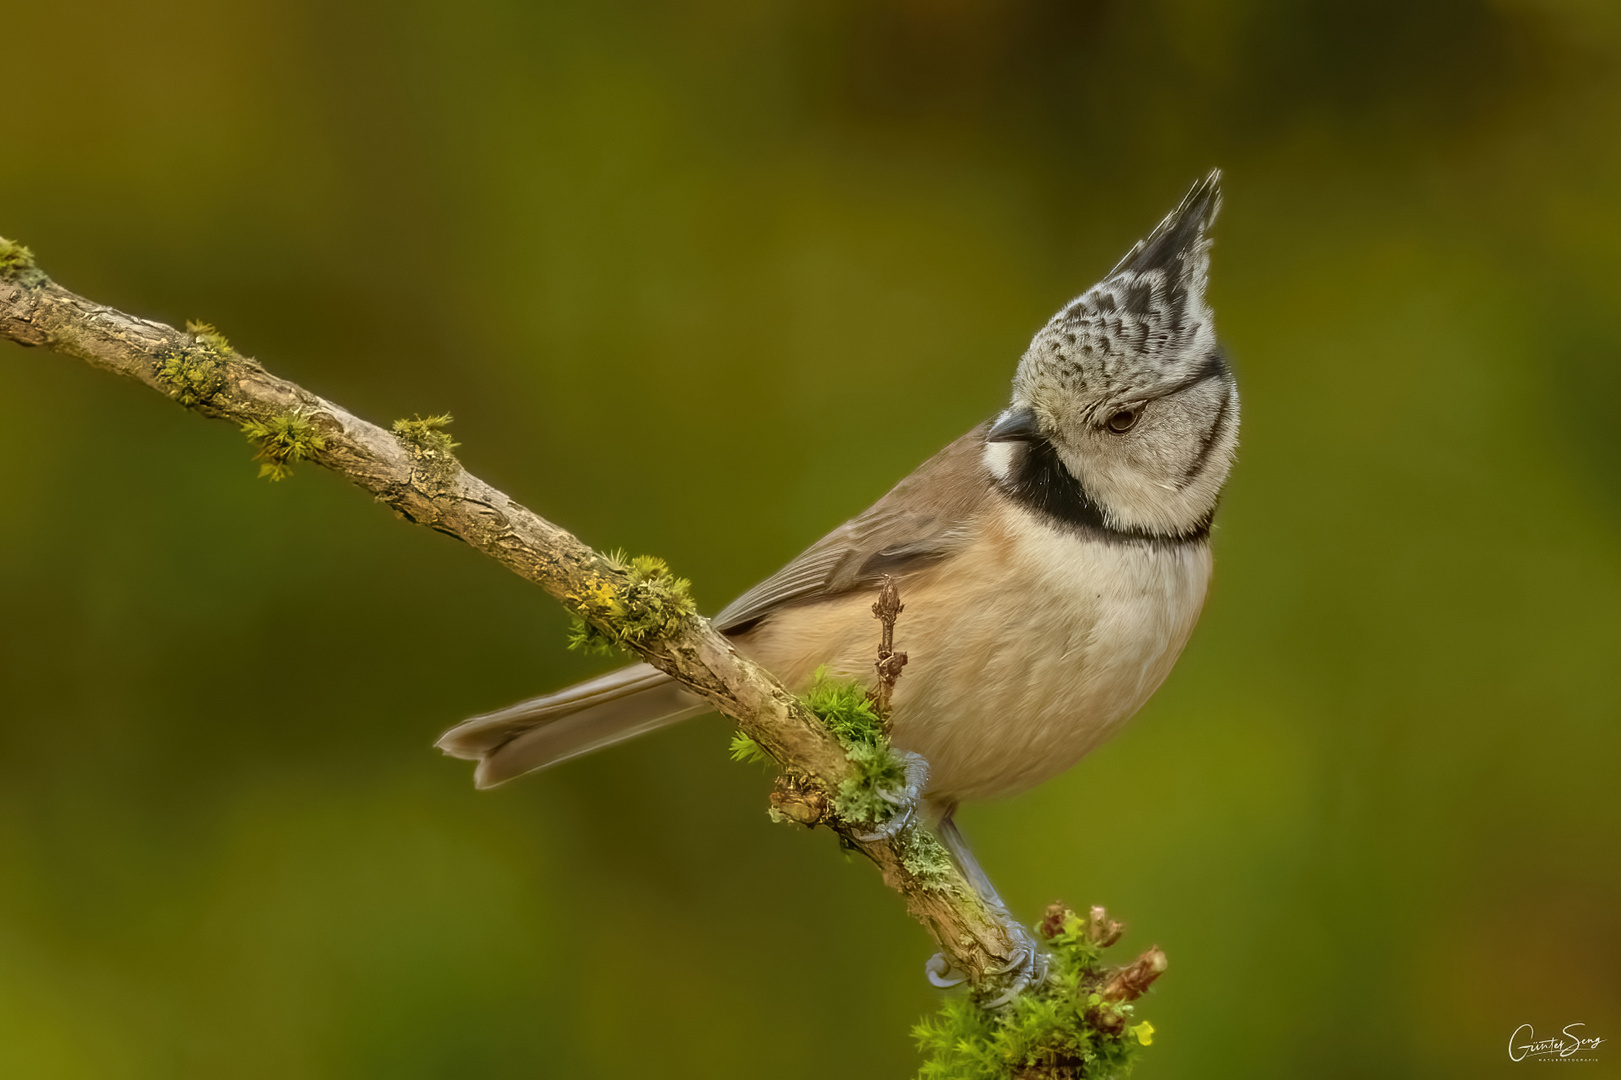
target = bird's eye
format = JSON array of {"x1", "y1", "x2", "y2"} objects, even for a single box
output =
[{"x1": 1105, "y1": 409, "x2": 1139, "y2": 434}]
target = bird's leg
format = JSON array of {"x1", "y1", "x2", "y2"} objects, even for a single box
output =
[
  {"x1": 938, "y1": 812, "x2": 1005, "y2": 907},
  {"x1": 927, "y1": 811, "x2": 1049, "y2": 1005},
  {"x1": 853, "y1": 751, "x2": 929, "y2": 842}
]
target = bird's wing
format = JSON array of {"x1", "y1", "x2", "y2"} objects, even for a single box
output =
[{"x1": 713, "y1": 423, "x2": 994, "y2": 633}]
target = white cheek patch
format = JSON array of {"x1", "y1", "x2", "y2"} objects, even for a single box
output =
[{"x1": 982, "y1": 440, "x2": 1016, "y2": 482}]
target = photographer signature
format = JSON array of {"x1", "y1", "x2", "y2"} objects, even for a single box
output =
[{"x1": 1509, "y1": 1024, "x2": 1606, "y2": 1062}]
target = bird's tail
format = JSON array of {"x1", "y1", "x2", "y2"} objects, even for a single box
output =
[{"x1": 435, "y1": 664, "x2": 709, "y2": 788}]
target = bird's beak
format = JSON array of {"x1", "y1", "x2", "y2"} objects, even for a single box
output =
[{"x1": 987, "y1": 406, "x2": 1040, "y2": 443}]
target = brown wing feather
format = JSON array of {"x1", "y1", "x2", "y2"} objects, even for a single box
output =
[
  {"x1": 438, "y1": 422, "x2": 996, "y2": 789},
  {"x1": 714, "y1": 422, "x2": 994, "y2": 632}
]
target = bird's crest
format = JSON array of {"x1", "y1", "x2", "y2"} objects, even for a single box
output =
[{"x1": 1017, "y1": 170, "x2": 1222, "y2": 408}]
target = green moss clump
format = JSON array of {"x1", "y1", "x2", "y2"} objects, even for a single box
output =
[
  {"x1": 157, "y1": 323, "x2": 236, "y2": 406},
  {"x1": 0, "y1": 237, "x2": 48, "y2": 288},
  {"x1": 158, "y1": 350, "x2": 222, "y2": 405},
  {"x1": 566, "y1": 553, "x2": 697, "y2": 654},
  {"x1": 735, "y1": 674, "x2": 945, "y2": 876},
  {"x1": 913, "y1": 909, "x2": 1152, "y2": 1080},
  {"x1": 729, "y1": 732, "x2": 772, "y2": 766},
  {"x1": 392, "y1": 414, "x2": 460, "y2": 479},
  {"x1": 795, "y1": 668, "x2": 910, "y2": 830},
  {"x1": 836, "y1": 738, "x2": 907, "y2": 825},
  {"x1": 802, "y1": 669, "x2": 886, "y2": 746},
  {"x1": 241, "y1": 411, "x2": 326, "y2": 481},
  {"x1": 185, "y1": 320, "x2": 232, "y2": 355},
  {"x1": 565, "y1": 617, "x2": 619, "y2": 656}
]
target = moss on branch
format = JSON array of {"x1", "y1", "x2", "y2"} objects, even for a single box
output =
[
  {"x1": 735, "y1": 668, "x2": 954, "y2": 889},
  {"x1": 914, "y1": 906, "x2": 1158, "y2": 1080},
  {"x1": 898, "y1": 827, "x2": 954, "y2": 890},
  {"x1": 241, "y1": 410, "x2": 326, "y2": 481},
  {"x1": 729, "y1": 731, "x2": 773, "y2": 766},
  {"x1": 732, "y1": 668, "x2": 901, "y2": 822},
  {"x1": 393, "y1": 413, "x2": 461, "y2": 483},
  {"x1": 156, "y1": 321, "x2": 236, "y2": 406},
  {"x1": 797, "y1": 668, "x2": 910, "y2": 828},
  {"x1": 0, "y1": 238, "x2": 47, "y2": 289},
  {"x1": 565, "y1": 553, "x2": 697, "y2": 653}
]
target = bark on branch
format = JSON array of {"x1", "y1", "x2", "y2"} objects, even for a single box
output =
[{"x1": 0, "y1": 244, "x2": 1030, "y2": 991}]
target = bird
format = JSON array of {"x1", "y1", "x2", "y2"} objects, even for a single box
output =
[{"x1": 437, "y1": 171, "x2": 1238, "y2": 988}]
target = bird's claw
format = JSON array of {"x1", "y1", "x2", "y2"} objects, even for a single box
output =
[
  {"x1": 854, "y1": 802, "x2": 916, "y2": 843},
  {"x1": 926, "y1": 951, "x2": 967, "y2": 988},
  {"x1": 977, "y1": 938, "x2": 1049, "y2": 1009},
  {"x1": 926, "y1": 929, "x2": 1050, "y2": 1007},
  {"x1": 854, "y1": 751, "x2": 929, "y2": 843}
]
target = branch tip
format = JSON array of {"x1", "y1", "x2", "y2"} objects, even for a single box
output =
[{"x1": 1101, "y1": 945, "x2": 1169, "y2": 1004}]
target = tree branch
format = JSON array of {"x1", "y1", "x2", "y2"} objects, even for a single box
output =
[{"x1": 0, "y1": 241, "x2": 1030, "y2": 991}]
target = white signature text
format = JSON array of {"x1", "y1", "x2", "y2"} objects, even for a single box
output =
[{"x1": 1509, "y1": 1024, "x2": 1606, "y2": 1062}]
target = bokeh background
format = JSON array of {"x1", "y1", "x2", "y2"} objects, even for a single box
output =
[{"x1": 2, "y1": 1, "x2": 1619, "y2": 1076}]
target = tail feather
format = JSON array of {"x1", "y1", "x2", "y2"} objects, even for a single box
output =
[{"x1": 436, "y1": 664, "x2": 708, "y2": 789}]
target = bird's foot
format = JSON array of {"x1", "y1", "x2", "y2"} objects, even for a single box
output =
[
  {"x1": 854, "y1": 751, "x2": 930, "y2": 843},
  {"x1": 925, "y1": 924, "x2": 1050, "y2": 1007},
  {"x1": 977, "y1": 929, "x2": 1050, "y2": 1009}
]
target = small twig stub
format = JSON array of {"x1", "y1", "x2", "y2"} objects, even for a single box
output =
[{"x1": 870, "y1": 575, "x2": 908, "y2": 723}]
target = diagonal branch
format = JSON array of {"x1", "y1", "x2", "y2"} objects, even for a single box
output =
[{"x1": 0, "y1": 240, "x2": 1029, "y2": 991}]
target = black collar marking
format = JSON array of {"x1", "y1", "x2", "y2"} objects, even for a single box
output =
[{"x1": 997, "y1": 435, "x2": 1211, "y2": 543}]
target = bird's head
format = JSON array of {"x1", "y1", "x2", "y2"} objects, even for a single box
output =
[{"x1": 986, "y1": 170, "x2": 1239, "y2": 540}]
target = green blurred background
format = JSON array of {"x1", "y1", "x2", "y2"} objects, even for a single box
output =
[{"x1": 2, "y1": 0, "x2": 1619, "y2": 1076}]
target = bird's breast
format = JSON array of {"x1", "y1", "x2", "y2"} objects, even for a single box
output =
[{"x1": 739, "y1": 508, "x2": 1213, "y2": 805}]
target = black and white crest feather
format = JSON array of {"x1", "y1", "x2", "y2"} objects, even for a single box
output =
[{"x1": 1015, "y1": 170, "x2": 1222, "y2": 411}]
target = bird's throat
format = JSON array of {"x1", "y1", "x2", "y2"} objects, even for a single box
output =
[{"x1": 992, "y1": 435, "x2": 1211, "y2": 543}]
